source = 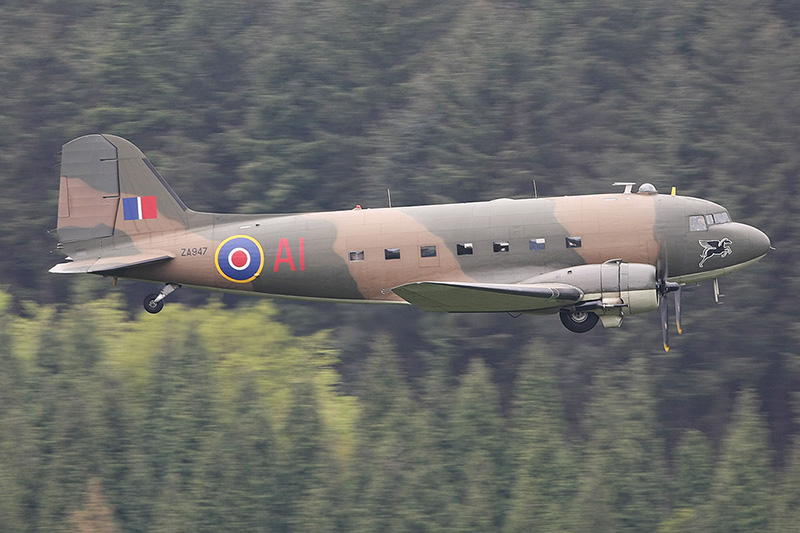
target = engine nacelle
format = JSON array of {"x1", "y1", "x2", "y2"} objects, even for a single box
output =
[
  {"x1": 612, "y1": 262, "x2": 659, "y2": 315},
  {"x1": 527, "y1": 261, "x2": 659, "y2": 320}
]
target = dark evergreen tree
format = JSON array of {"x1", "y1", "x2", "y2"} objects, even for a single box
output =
[
  {"x1": 708, "y1": 388, "x2": 772, "y2": 532},
  {"x1": 449, "y1": 358, "x2": 507, "y2": 530},
  {"x1": 659, "y1": 429, "x2": 714, "y2": 531},
  {"x1": 30, "y1": 308, "x2": 110, "y2": 532},
  {"x1": 352, "y1": 337, "x2": 455, "y2": 531},
  {"x1": 142, "y1": 324, "x2": 218, "y2": 523},
  {"x1": 0, "y1": 293, "x2": 32, "y2": 532},
  {"x1": 279, "y1": 380, "x2": 324, "y2": 529},
  {"x1": 674, "y1": 429, "x2": 714, "y2": 507},
  {"x1": 574, "y1": 356, "x2": 667, "y2": 531},
  {"x1": 774, "y1": 434, "x2": 800, "y2": 532},
  {"x1": 505, "y1": 345, "x2": 577, "y2": 532},
  {"x1": 192, "y1": 374, "x2": 278, "y2": 532}
]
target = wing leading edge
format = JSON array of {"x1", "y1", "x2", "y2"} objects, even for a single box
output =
[{"x1": 391, "y1": 281, "x2": 583, "y2": 313}]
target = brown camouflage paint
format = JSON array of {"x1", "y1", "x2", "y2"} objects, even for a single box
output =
[
  {"x1": 51, "y1": 134, "x2": 771, "y2": 314},
  {"x1": 553, "y1": 194, "x2": 660, "y2": 266}
]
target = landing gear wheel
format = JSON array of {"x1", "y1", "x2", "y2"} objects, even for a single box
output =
[
  {"x1": 560, "y1": 309, "x2": 599, "y2": 333},
  {"x1": 143, "y1": 294, "x2": 164, "y2": 314}
]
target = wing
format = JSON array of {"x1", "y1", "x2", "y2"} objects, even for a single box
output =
[
  {"x1": 391, "y1": 281, "x2": 582, "y2": 313},
  {"x1": 50, "y1": 250, "x2": 174, "y2": 274}
]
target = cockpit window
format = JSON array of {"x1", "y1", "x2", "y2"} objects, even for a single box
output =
[
  {"x1": 689, "y1": 215, "x2": 707, "y2": 232},
  {"x1": 713, "y1": 211, "x2": 731, "y2": 224},
  {"x1": 690, "y1": 212, "x2": 731, "y2": 231}
]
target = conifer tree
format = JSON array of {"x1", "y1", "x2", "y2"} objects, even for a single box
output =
[
  {"x1": 449, "y1": 358, "x2": 507, "y2": 530},
  {"x1": 192, "y1": 374, "x2": 278, "y2": 533},
  {"x1": 505, "y1": 345, "x2": 577, "y2": 532},
  {"x1": 574, "y1": 356, "x2": 667, "y2": 531},
  {"x1": 143, "y1": 325, "x2": 218, "y2": 505},
  {"x1": 773, "y1": 434, "x2": 800, "y2": 532},
  {"x1": 659, "y1": 429, "x2": 714, "y2": 531},
  {"x1": 0, "y1": 291, "x2": 31, "y2": 532},
  {"x1": 279, "y1": 380, "x2": 324, "y2": 529},
  {"x1": 32, "y1": 308, "x2": 110, "y2": 531},
  {"x1": 351, "y1": 337, "x2": 456, "y2": 530},
  {"x1": 708, "y1": 388, "x2": 772, "y2": 532},
  {"x1": 354, "y1": 339, "x2": 422, "y2": 530},
  {"x1": 294, "y1": 453, "x2": 355, "y2": 533},
  {"x1": 674, "y1": 429, "x2": 714, "y2": 507}
]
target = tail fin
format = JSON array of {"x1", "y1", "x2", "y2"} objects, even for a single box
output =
[{"x1": 56, "y1": 134, "x2": 189, "y2": 244}]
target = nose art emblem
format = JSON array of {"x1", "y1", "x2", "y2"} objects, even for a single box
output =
[{"x1": 698, "y1": 238, "x2": 732, "y2": 268}]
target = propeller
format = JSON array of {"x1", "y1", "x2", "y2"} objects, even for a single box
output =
[{"x1": 657, "y1": 246, "x2": 682, "y2": 352}]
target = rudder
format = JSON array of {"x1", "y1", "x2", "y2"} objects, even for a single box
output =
[{"x1": 56, "y1": 134, "x2": 189, "y2": 244}]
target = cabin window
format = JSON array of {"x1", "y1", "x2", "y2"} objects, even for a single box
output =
[
  {"x1": 565, "y1": 236, "x2": 582, "y2": 248},
  {"x1": 349, "y1": 250, "x2": 365, "y2": 262},
  {"x1": 384, "y1": 248, "x2": 401, "y2": 260},
  {"x1": 689, "y1": 215, "x2": 707, "y2": 232},
  {"x1": 420, "y1": 245, "x2": 437, "y2": 258},
  {"x1": 529, "y1": 238, "x2": 546, "y2": 251},
  {"x1": 493, "y1": 241, "x2": 510, "y2": 253},
  {"x1": 457, "y1": 243, "x2": 474, "y2": 255}
]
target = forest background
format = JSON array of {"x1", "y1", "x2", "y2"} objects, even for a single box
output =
[{"x1": 1, "y1": 0, "x2": 800, "y2": 531}]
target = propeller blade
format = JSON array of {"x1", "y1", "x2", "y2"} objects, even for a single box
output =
[
  {"x1": 660, "y1": 292, "x2": 670, "y2": 352},
  {"x1": 657, "y1": 242, "x2": 681, "y2": 350}
]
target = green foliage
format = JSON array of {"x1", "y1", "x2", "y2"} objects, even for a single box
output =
[
  {"x1": 773, "y1": 435, "x2": 800, "y2": 532},
  {"x1": 505, "y1": 344, "x2": 577, "y2": 532},
  {"x1": 0, "y1": 290, "x2": 359, "y2": 531},
  {"x1": 353, "y1": 339, "x2": 455, "y2": 531},
  {"x1": 575, "y1": 356, "x2": 667, "y2": 531},
  {"x1": 658, "y1": 429, "x2": 714, "y2": 531},
  {"x1": 450, "y1": 358, "x2": 508, "y2": 530},
  {"x1": 2, "y1": 285, "x2": 800, "y2": 530},
  {"x1": 2, "y1": 0, "x2": 800, "y2": 530},
  {"x1": 674, "y1": 429, "x2": 714, "y2": 507},
  {"x1": 708, "y1": 388, "x2": 772, "y2": 532}
]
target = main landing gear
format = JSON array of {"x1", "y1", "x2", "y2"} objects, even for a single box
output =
[
  {"x1": 559, "y1": 308, "x2": 599, "y2": 333},
  {"x1": 143, "y1": 283, "x2": 181, "y2": 314}
]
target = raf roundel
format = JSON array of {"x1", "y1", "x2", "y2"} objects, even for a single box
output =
[{"x1": 215, "y1": 235, "x2": 264, "y2": 283}]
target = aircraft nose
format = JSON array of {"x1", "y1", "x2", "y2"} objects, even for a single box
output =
[{"x1": 748, "y1": 225, "x2": 772, "y2": 259}]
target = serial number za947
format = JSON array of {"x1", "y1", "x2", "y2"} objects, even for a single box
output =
[{"x1": 181, "y1": 247, "x2": 208, "y2": 257}]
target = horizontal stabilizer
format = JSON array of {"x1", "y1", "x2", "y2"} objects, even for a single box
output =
[
  {"x1": 392, "y1": 281, "x2": 582, "y2": 312},
  {"x1": 50, "y1": 251, "x2": 173, "y2": 274}
]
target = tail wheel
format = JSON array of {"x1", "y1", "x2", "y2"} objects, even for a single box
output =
[
  {"x1": 143, "y1": 294, "x2": 164, "y2": 314},
  {"x1": 560, "y1": 309, "x2": 599, "y2": 333}
]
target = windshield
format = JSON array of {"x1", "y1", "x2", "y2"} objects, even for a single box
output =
[{"x1": 689, "y1": 211, "x2": 731, "y2": 231}]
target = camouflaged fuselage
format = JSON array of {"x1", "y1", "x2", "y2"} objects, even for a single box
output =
[
  {"x1": 61, "y1": 190, "x2": 770, "y2": 304},
  {"x1": 51, "y1": 134, "x2": 771, "y2": 313}
]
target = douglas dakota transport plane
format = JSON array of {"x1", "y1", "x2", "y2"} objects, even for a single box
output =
[{"x1": 50, "y1": 134, "x2": 772, "y2": 351}]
